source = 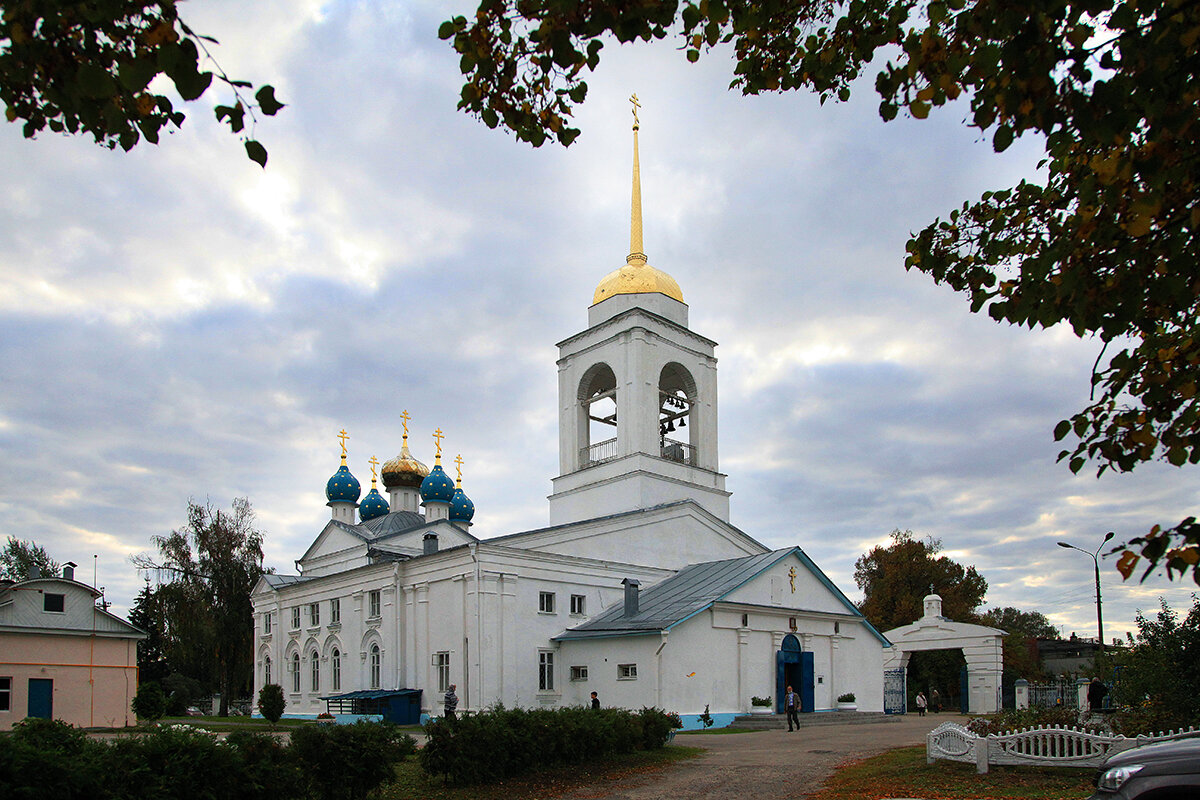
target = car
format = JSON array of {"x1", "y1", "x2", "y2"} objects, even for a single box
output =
[{"x1": 1088, "y1": 736, "x2": 1200, "y2": 800}]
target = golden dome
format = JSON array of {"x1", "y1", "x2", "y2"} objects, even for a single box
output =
[
  {"x1": 592, "y1": 257, "x2": 684, "y2": 305},
  {"x1": 381, "y1": 443, "x2": 430, "y2": 489}
]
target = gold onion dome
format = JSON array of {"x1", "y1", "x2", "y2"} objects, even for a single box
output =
[
  {"x1": 592, "y1": 93, "x2": 683, "y2": 307},
  {"x1": 381, "y1": 443, "x2": 430, "y2": 489},
  {"x1": 593, "y1": 258, "x2": 683, "y2": 305}
]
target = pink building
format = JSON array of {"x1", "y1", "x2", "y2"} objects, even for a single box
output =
[{"x1": 0, "y1": 565, "x2": 145, "y2": 730}]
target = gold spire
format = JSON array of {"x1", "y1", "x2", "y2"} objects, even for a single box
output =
[
  {"x1": 592, "y1": 94, "x2": 684, "y2": 305},
  {"x1": 629, "y1": 93, "x2": 645, "y2": 265},
  {"x1": 454, "y1": 454, "x2": 464, "y2": 487},
  {"x1": 337, "y1": 428, "x2": 349, "y2": 464},
  {"x1": 433, "y1": 428, "x2": 444, "y2": 464},
  {"x1": 368, "y1": 455, "x2": 379, "y2": 485}
]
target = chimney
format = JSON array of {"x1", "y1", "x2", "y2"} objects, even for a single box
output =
[
  {"x1": 621, "y1": 578, "x2": 640, "y2": 617},
  {"x1": 423, "y1": 533, "x2": 439, "y2": 555},
  {"x1": 29, "y1": 565, "x2": 41, "y2": 579},
  {"x1": 63, "y1": 561, "x2": 77, "y2": 581}
]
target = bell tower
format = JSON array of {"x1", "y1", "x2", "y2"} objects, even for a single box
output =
[{"x1": 548, "y1": 96, "x2": 729, "y2": 525}]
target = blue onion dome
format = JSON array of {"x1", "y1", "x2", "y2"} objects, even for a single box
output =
[
  {"x1": 381, "y1": 443, "x2": 430, "y2": 489},
  {"x1": 449, "y1": 487, "x2": 475, "y2": 522},
  {"x1": 359, "y1": 486, "x2": 389, "y2": 522},
  {"x1": 326, "y1": 463, "x2": 361, "y2": 503},
  {"x1": 420, "y1": 464, "x2": 455, "y2": 503}
]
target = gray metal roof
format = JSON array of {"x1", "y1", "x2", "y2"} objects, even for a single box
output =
[
  {"x1": 360, "y1": 511, "x2": 427, "y2": 538},
  {"x1": 262, "y1": 574, "x2": 310, "y2": 589},
  {"x1": 555, "y1": 549, "x2": 794, "y2": 639}
]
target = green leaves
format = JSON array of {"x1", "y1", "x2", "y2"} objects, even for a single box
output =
[
  {"x1": 2, "y1": 5, "x2": 281, "y2": 166},
  {"x1": 245, "y1": 139, "x2": 268, "y2": 168}
]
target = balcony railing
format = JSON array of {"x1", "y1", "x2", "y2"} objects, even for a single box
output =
[
  {"x1": 660, "y1": 438, "x2": 696, "y2": 466},
  {"x1": 581, "y1": 437, "x2": 619, "y2": 467}
]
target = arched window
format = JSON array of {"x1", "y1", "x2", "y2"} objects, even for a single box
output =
[
  {"x1": 310, "y1": 650, "x2": 320, "y2": 692},
  {"x1": 658, "y1": 363, "x2": 698, "y2": 464},
  {"x1": 578, "y1": 363, "x2": 618, "y2": 467},
  {"x1": 263, "y1": 655, "x2": 272, "y2": 686},
  {"x1": 331, "y1": 648, "x2": 341, "y2": 692},
  {"x1": 291, "y1": 652, "x2": 300, "y2": 693},
  {"x1": 370, "y1": 643, "x2": 381, "y2": 689}
]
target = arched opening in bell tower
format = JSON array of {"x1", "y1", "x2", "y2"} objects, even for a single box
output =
[
  {"x1": 658, "y1": 362, "x2": 697, "y2": 465},
  {"x1": 577, "y1": 363, "x2": 618, "y2": 468}
]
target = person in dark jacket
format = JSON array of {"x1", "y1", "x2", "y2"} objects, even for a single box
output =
[
  {"x1": 784, "y1": 685, "x2": 800, "y2": 731},
  {"x1": 1087, "y1": 677, "x2": 1108, "y2": 712},
  {"x1": 590, "y1": 691, "x2": 600, "y2": 709}
]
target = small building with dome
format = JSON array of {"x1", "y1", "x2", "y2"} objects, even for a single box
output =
[{"x1": 250, "y1": 103, "x2": 889, "y2": 724}]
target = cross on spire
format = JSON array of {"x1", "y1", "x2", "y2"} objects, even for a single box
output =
[
  {"x1": 628, "y1": 92, "x2": 645, "y2": 265},
  {"x1": 400, "y1": 409, "x2": 411, "y2": 441},
  {"x1": 433, "y1": 428, "x2": 444, "y2": 463},
  {"x1": 368, "y1": 455, "x2": 379, "y2": 482},
  {"x1": 337, "y1": 428, "x2": 349, "y2": 462},
  {"x1": 630, "y1": 93, "x2": 641, "y2": 130},
  {"x1": 454, "y1": 454, "x2": 464, "y2": 486}
]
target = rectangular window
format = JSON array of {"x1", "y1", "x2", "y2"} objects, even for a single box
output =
[
  {"x1": 618, "y1": 663, "x2": 638, "y2": 680},
  {"x1": 538, "y1": 591, "x2": 556, "y2": 614},
  {"x1": 368, "y1": 590, "x2": 381, "y2": 618},
  {"x1": 291, "y1": 606, "x2": 301, "y2": 630},
  {"x1": 330, "y1": 598, "x2": 340, "y2": 625},
  {"x1": 570, "y1": 594, "x2": 585, "y2": 615},
  {"x1": 569, "y1": 665, "x2": 588, "y2": 682},
  {"x1": 538, "y1": 651, "x2": 555, "y2": 692},
  {"x1": 308, "y1": 602, "x2": 320, "y2": 627},
  {"x1": 0, "y1": 677, "x2": 10, "y2": 711},
  {"x1": 263, "y1": 612, "x2": 272, "y2": 634},
  {"x1": 434, "y1": 651, "x2": 451, "y2": 692},
  {"x1": 43, "y1": 593, "x2": 65, "y2": 613}
]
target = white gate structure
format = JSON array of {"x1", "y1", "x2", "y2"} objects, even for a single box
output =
[
  {"x1": 881, "y1": 594, "x2": 1004, "y2": 714},
  {"x1": 927, "y1": 721, "x2": 1200, "y2": 773}
]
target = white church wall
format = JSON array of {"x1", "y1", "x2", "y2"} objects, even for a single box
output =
[{"x1": 721, "y1": 552, "x2": 853, "y2": 616}]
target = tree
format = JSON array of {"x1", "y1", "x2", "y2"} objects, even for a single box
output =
[
  {"x1": 132, "y1": 681, "x2": 167, "y2": 722},
  {"x1": 979, "y1": 606, "x2": 1060, "y2": 681},
  {"x1": 0, "y1": 536, "x2": 59, "y2": 581},
  {"x1": 441, "y1": 0, "x2": 1200, "y2": 584},
  {"x1": 133, "y1": 497, "x2": 265, "y2": 716},
  {"x1": 0, "y1": 1, "x2": 283, "y2": 166},
  {"x1": 1109, "y1": 595, "x2": 1200, "y2": 726},
  {"x1": 257, "y1": 683, "x2": 285, "y2": 726},
  {"x1": 854, "y1": 529, "x2": 988, "y2": 632},
  {"x1": 127, "y1": 582, "x2": 170, "y2": 685}
]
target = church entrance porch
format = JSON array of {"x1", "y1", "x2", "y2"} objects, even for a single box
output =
[{"x1": 775, "y1": 633, "x2": 814, "y2": 713}]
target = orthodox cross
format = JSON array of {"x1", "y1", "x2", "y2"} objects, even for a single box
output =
[
  {"x1": 630, "y1": 93, "x2": 641, "y2": 129},
  {"x1": 432, "y1": 428, "x2": 444, "y2": 461},
  {"x1": 337, "y1": 428, "x2": 349, "y2": 459},
  {"x1": 368, "y1": 455, "x2": 379, "y2": 482},
  {"x1": 400, "y1": 409, "x2": 411, "y2": 441},
  {"x1": 454, "y1": 454, "x2": 464, "y2": 485},
  {"x1": 788, "y1": 566, "x2": 797, "y2": 593}
]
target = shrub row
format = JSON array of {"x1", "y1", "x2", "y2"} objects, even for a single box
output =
[
  {"x1": 967, "y1": 705, "x2": 1199, "y2": 737},
  {"x1": 419, "y1": 705, "x2": 678, "y2": 785},
  {"x1": 0, "y1": 717, "x2": 416, "y2": 800}
]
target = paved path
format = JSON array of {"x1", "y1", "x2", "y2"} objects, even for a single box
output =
[{"x1": 558, "y1": 713, "x2": 970, "y2": 800}]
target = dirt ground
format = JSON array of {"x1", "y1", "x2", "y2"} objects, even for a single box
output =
[{"x1": 557, "y1": 713, "x2": 972, "y2": 800}]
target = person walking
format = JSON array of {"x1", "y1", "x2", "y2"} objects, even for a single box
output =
[
  {"x1": 590, "y1": 691, "x2": 600, "y2": 709},
  {"x1": 931, "y1": 689, "x2": 941, "y2": 713},
  {"x1": 915, "y1": 691, "x2": 927, "y2": 717},
  {"x1": 443, "y1": 683, "x2": 458, "y2": 721},
  {"x1": 784, "y1": 685, "x2": 800, "y2": 732},
  {"x1": 1087, "y1": 677, "x2": 1108, "y2": 712}
]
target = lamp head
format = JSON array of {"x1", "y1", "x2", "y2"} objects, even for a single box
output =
[
  {"x1": 1103, "y1": 531, "x2": 1115, "y2": 543},
  {"x1": 1057, "y1": 542, "x2": 1073, "y2": 549}
]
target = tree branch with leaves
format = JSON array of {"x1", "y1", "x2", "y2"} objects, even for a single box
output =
[{"x1": 1, "y1": 1, "x2": 284, "y2": 165}]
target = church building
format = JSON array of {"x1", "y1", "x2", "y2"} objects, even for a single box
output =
[{"x1": 250, "y1": 103, "x2": 890, "y2": 725}]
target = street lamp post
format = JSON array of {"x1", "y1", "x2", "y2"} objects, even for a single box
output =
[{"x1": 1058, "y1": 531, "x2": 1116, "y2": 649}]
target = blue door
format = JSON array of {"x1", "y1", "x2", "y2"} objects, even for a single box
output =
[
  {"x1": 776, "y1": 635, "x2": 815, "y2": 713},
  {"x1": 28, "y1": 678, "x2": 52, "y2": 719}
]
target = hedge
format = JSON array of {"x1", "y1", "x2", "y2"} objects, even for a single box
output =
[
  {"x1": 0, "y1": 718, "x2": 415, "y2": 800},
  {"x1": 419, "y1": 705, "x2": 678, "y2": 785}
]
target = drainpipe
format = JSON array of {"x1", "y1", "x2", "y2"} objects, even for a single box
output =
[
  {"x1": 655, "y1": 632, "x2": 669, "y2": 708},
  {"x1": 471, "y1": 543, "x2": 483, "y2": 711}
]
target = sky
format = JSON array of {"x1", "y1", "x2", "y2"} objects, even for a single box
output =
[{"x1": 2, "y1": 0, "x2": 1196, "y2": 643}]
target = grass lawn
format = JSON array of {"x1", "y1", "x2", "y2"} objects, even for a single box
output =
[
  {"x1": 376, "y1": 746, "x2": 704, "y2": 800},
  {"x1": 818, "y1": 745, "x2": 1095, "y2": 800}
]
